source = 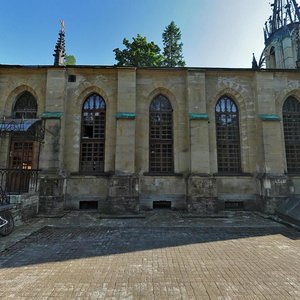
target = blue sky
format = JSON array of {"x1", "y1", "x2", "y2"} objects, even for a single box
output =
[{"x1": 0, "y1": 0, "x2": 272, "y2": 67}]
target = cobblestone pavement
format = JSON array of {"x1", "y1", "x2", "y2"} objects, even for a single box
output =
[{"x1": 0, "y1": 211, "x2": 300, "y2": 299}]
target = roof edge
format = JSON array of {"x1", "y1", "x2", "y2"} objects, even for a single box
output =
[{"x1": 0, "y1": 64, "x2": 300, "y2": 73}]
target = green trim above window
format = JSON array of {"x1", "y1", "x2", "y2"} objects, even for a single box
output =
[
  {"x1": 189, "y1": 113, "x2": 209, "y2": 120},
  {"x1": 115, "y1": 112, "x2": 136, "y2": 119},
  {"x1": 41, "y1": 112, "x2": 63, "y2": 119},
  {"x1": 258, "y1": 114, "x2": 281, "y2": 121}
]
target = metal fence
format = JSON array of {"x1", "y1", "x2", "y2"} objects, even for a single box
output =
[
  {"x1": 0, "y1": 185, "x2": 9, "y2": 206},
  {"x1": 0, "y1": 169, "x2": 40, "y2": 198}
]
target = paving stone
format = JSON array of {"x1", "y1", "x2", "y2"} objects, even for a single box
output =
[{"x1": 0, "y1": 211, "x2": 299, "y2": 299}]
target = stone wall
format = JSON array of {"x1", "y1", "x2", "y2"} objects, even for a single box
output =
[
  {"x1": 65, "y1": 176, "x2": 108, "y2": 209},
  {"x1": 187, "y1": 175, "x2": 217, "y2": 214},
  {"x1": 9, "y1": 193, "x2": 39, "y2": 225},
  {"x1": 0, "y1": 66, "x2": 300, "y2": 215},
  {"x1": 39, "y1": 176, "x2": 64, "y2": 214},
  {"x1": 140, "y1": 176, "x2": 186, "y2": 210},
  {"x1": 107, "y1": 175, "x2": 139, "y2": 214},
  {"x1": 258, "y1": 174, "x2": 292, "y2": 214}
]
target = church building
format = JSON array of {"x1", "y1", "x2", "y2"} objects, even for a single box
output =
[{"x1": 0, "y1": 0, "x2": 300, "y2": 219}]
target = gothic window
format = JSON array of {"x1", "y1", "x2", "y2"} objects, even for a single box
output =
[
  {"x1": 149, "y1": 94, "x2": 173, "y2": 173},
  {"x1": 215, "y1": 96, "x2": 241, "y2": 173},
  {"x1": 80, "y1": 93, "x2": 106, "y2": 173},
  {"x1": 283, "y1": 96, "x2": 300, "y2": 173},
  {"x1": 13, "y1": 92, "x2": 37, "y2": 118}
]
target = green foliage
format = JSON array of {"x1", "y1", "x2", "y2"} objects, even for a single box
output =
[
  {"x1": 114, "y1": 22, "x2": 185, "y2": 67},
  {"x1": 113, "y1": 34, "x2": 163, "y2": 67},
  {"x1": 162, "y1": 21, "x2": 185, "y2": 67},
  {"x1": 65, "y1": 55, "x2": 76, "y2": 65}
]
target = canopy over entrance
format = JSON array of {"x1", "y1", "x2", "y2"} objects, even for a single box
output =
[{"x1": 0, "y1": 118, "x2": 45, "y2": 142}]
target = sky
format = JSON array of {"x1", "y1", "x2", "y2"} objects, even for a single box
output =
[{"x1": 0, "y1": 0, "x2": 273, "y2": 68}]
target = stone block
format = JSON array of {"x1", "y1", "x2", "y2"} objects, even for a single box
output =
[
  {"x1": 258, "y1": 174, "x2": 292, "y2": 214},
  {"x1": 188, "y1": 176, "x2": 217, "y2": 198},
  {"x1": 187, "y1": 196, "x2": 217, "y2": 214},
  {"x1": 107, "y1": 175, "x2": 139, "y2": 213},
  {"x1": 39, "y1": 196, "x2": 64, "y2": 214},
  {"x1": 105, "y1": 196, "x2": 139, "y2": 214},
  {"x1": 187, "y1": 176, "x2": 217, "y2": 214},
  {"x1": 109, "y1": 175, "x2": 139, "y2": 197},
  {"x1": 10, "y1": 193, "x2": 39, "y2": 225},
  {"x1": 259, "y1": 174, "x2": 291, "y2": 197},
  {"x1": 39, "y1": 177, "x2": 64, "y2": 197},
  {"x1": 39, "y1": 176, "x2": 65, "y2": 214}
]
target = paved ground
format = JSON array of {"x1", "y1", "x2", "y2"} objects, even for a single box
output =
[{"x1": 0, "y1": 210, "x2": 300, "y2": 299}]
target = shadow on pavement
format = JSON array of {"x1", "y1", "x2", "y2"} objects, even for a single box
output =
[{"x1": 0, "y1": 222, "x2": 299, "y2": 269}]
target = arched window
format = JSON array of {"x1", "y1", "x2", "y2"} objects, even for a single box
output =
[
  {"x1": 149, "y1": 94, "x2": 173, "y2": 173},
  {"x1": 13, "y1": 92, "x2": 37, "y2": 118},
  {"x1": 215, "y1": 96, "x2": 241, "y2": 173},
  {"x1": 80, "y1": 93, "x2": 106, "y2": 173},
  {"x1": 283, "y1": 96, "x2": 300, "y2": 173}
]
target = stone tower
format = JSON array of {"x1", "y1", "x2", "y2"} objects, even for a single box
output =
[
  {"x1": 263, "y1": 0, "x2": 300, "y2": 69},
  {"x1": 53, "y1": 20, "x2": 66, "y2": 66}
]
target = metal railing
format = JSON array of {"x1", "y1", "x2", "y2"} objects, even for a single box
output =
[
  {"x1": 0, "y1": 185, "x2": 9, "y2": 206},
  {"x1": 0, "y1": 168, "x2": 40, "y2": 197}
]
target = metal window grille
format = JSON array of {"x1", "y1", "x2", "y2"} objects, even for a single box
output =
[
  {"x1": 283, "y1": 96, "x2": 300, "y2": 173},
  {"x1": 4, "y1": 92, "x2": 40, "y2": 193},
  {"x1": 149, "y1": 94, "x2": 173, "y2": 173},
  {"x1": 215, "y1": 96, "x2": 241, "y2": 173},
  {"x1": 7, "y1": 141, "x2": 35, "y2": 193},
  {"x1": 13, "y1": 92, "x2": 37, "y2": 119},
  {"x1": 80, "y1": 93, "x2": 106, "y2": 173},
  {"x1": 10, "y1": 141, "x2": 33, "y2": 169}
]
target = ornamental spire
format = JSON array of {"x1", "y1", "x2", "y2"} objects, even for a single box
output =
[
  {"x1": 53, "y1": 20, "x2": 66, "y2": 66},
  {"x1": 264, "y1": 0, "x2": 300, "y2": 43}
]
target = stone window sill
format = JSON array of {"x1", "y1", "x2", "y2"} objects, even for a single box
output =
[
  {"x1": 213, "y1": 172, "x2": 252, "y2": 177},
  {"x1": 143, "y1": 172, "x2": 183, "y2": 177},
  {"x1": 70, "y1": 172, "x2": 112, "y2": 177}
]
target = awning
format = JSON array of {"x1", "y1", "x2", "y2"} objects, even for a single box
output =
[
  {"x1": 0, "y1": 119, "x2": 41, "y2": 133},
  {"x1": 0, "y1": 118, "x2": 44, "y2": 142}
]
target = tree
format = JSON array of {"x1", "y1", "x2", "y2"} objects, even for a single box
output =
[
  {"x1": 113, "y1": 34, "x2": 163, "y2": 67},
  {"x1": 162, "y1": 21, "x2": 185, "y2": 67},
  {"x1": 65, "y1": 55, "x2": 76, "y2": 65}
]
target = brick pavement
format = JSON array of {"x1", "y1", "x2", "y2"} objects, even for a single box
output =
[{"x1": 0, "y1": 211, "x2": 300, "y2": 299}]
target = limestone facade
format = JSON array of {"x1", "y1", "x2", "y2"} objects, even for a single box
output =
[{"x1": 0, "y1": 65, "x2": 299, "y2": 214}]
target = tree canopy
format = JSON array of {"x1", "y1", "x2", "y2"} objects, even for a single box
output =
[
  {"x1": 162, "y1": 21, "x2": 185, "y2": 67},
  {"x1": 113, "y1": 34, "x2": 163, "y2": 67},
  {"x1": 114, "y1": 22, "x2": 185, "y2": 67},
  {"x1": 65, "y1": 54, "x2": 76, "y2": 65}
]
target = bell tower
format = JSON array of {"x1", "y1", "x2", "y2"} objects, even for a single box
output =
[{"x1": 263, "y1": 0, "x2": 300, "y2": 69}]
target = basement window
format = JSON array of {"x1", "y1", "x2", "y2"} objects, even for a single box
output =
[
  {"x1": 153, "y1": 201, "x2": 171, "y2": 209},
  {"x1": 79, "y1": 201, "x2": 98, "y2": 210},
  {"x1": 224, "y1": 201, "x2": 244, "y2": 210}
]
